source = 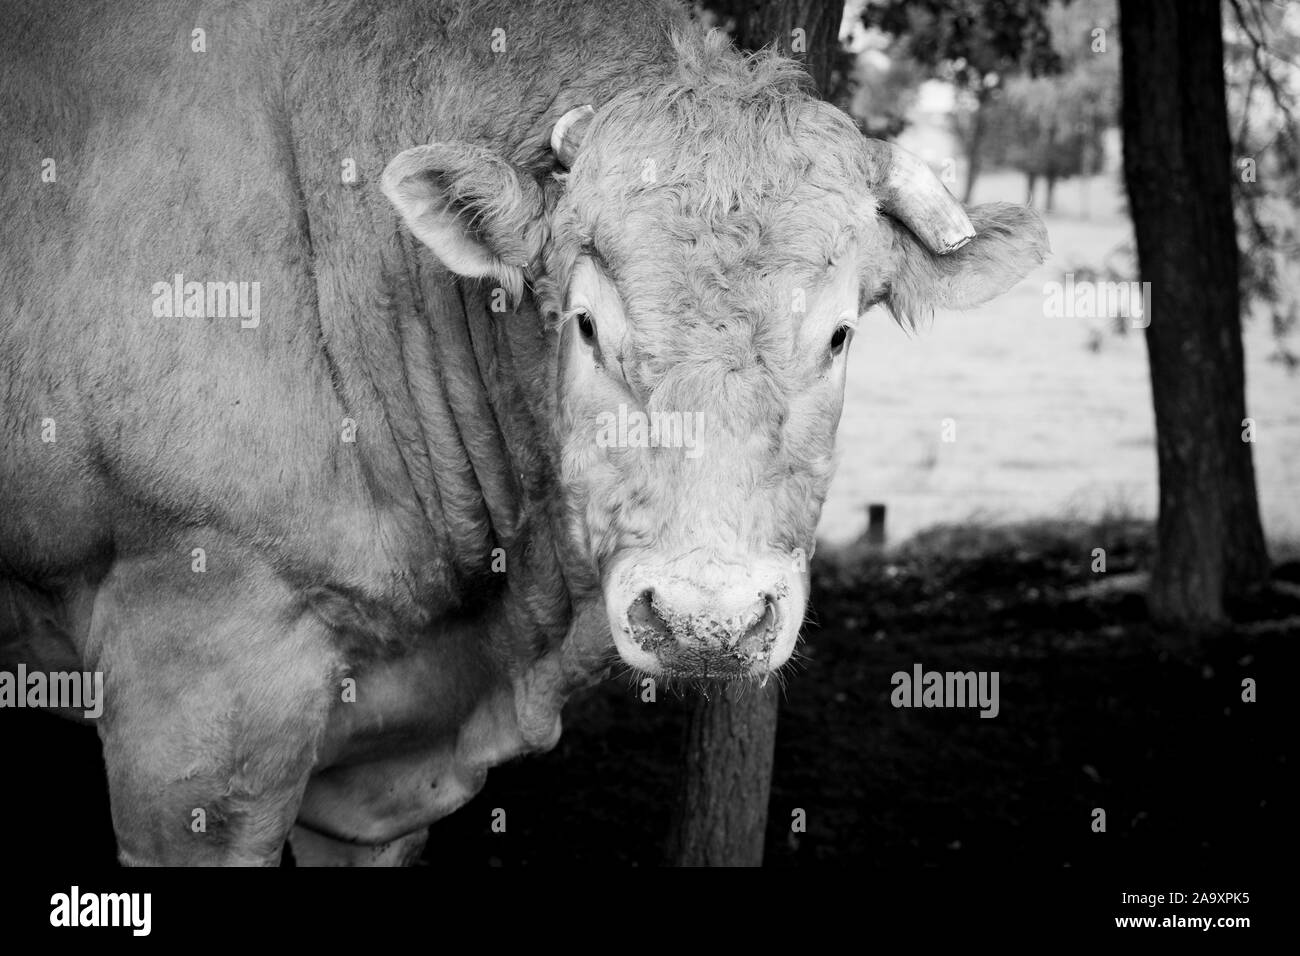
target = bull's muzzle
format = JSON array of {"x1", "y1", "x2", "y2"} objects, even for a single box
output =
[{"x1": 604, "y1": 557, "x2": 807, "y2": 679}]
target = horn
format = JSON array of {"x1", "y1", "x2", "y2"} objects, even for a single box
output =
[
  {"x1": 865, "y1": 140, "x2": 976, "y2": 254},
  {"x1": 552, "y1": 105, "x2": 595, "y2": 168}
]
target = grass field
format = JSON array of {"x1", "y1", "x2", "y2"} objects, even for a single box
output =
[{"x1": 820, "y1": 168, "x2": 1300, "y2": 549}]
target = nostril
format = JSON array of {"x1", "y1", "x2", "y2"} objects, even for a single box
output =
[
  {"x1": 627, "y1": 589, "x2": 673, "y2": 650},
  {"x1": 739, "y1": 596, "x2": 778, "y2": 652}
]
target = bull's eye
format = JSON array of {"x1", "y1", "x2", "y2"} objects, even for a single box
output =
[
  {"x1": 830, "y1": 324, "x2": 850, "y2": 355},
  {"x1": 575, "y1": 309, "x2": 596, "y2": 341}
]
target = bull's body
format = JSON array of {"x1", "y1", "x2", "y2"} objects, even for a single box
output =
[
  {"x1": 2, "y1": 0, "x2": 1047, "y2": 866},
  {"x1": 1, "y1": 0, "x2": 664, "y2": 865}
]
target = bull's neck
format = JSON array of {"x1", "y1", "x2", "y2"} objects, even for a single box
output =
[
  {"x1": 370, "y1": 255, "x2": 582, "y2": 642},
  {"x1": 278, "y1": 0, "x2": 683, "y2": 635}
]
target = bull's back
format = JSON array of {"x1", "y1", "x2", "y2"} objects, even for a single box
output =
[{"x1": 1, "y1": 1, "x2": 359, "y2": 584}]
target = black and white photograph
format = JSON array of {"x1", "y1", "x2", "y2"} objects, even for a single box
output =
[{"x1": 0, "y1": 0, "x2": 1294, "y2": 934}]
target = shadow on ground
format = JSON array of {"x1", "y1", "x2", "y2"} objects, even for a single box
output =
[
  {"x1": 4, "y1": 519, "x2": 1294, "y2": 867},
  {"x1": 424, "y1": 518, "x2": 1296, "y2": 868}
]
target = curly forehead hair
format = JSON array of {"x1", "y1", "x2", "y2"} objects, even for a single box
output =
[{"x1": 541, "y1": 30, "x2": 882, "y2": 382}]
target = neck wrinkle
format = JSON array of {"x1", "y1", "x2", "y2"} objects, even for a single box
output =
[{"x1": 379, "y1": 247, "x2": 578, "y2": 652}]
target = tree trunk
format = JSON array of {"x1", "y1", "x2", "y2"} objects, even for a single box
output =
[
  {"x1": 720, "y1": 0, "x2": 846, "y2": 97},
  {"x1": 961, "y1": 89, "x2": 990, "y2": 204},
  {"x1": 1044, "y1": 120, "x2": 1060, "y2": 214},
  {"x1": 1026, "y1": 172, "x2": 1038, "y2": 207},
  {"x1": 665, "y1": 681, "x2": 780, "y2": 867},
  {"x1": 1119, "y1": 0, "x2": 1270, "y2": 627}
]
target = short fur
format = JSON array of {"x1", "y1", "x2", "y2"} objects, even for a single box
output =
[{"x1": 0, "y1": 0, "x2": 1046, "y2": 865}]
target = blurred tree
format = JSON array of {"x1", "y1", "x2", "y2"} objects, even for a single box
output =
[
  {"x1": 985, "y1": 76, "x2": 1095, "y2": 211},
  {"x1": 860, "y1": 0, "x2": 1059, "y2": 201},
  {"x1": 675, "y1": 0, "x2": 847, "y2": 868},
  {"x1": 1224, "y1": 0, "x2": 1300, "y2": 367},
  {"x1": 1120, "y1": 0, "x2": 1270, "y2": 627},
  {"x1": 983, "y1": 0, "x2": 1118, "y2": 213},
  {"x1": 848, "y1": 45, "x2": 924, "y2": 139}
]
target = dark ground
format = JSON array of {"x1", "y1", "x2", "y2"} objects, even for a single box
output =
[{"x1": 5, "y1": 519, "x2": 1296, "y2": 868}]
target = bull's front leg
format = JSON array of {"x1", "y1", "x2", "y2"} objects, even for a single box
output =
[{"x1": 87, "y1": 549, "x2": 341, "y2": 866}]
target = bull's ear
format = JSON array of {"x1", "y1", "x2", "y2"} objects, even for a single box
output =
[
  {"x1": 381, "y1": 143, "x2": 546, "y2": 295},
  {"x1": 885, "y1": 202, "x2": 1050, "y2": 325}
]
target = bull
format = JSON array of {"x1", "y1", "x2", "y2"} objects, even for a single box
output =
[{"x1": 0, "y1": 0, "x2": 1047, "y2": 864}]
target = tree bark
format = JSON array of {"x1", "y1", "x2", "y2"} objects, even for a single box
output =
[
  {"x1": 709, "y1": 0, "x2": 846, "y2": 97},
  {"x1": 1119, "y1": 0, "x2": 1270, "y2": 627},
  {"x1": 665, "y1": 681, "x2": 780, "y2": 867}
]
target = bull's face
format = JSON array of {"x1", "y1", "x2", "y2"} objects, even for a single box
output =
[{"x1": 381, "y1": 35, "x2": 1048, "y2": 680}]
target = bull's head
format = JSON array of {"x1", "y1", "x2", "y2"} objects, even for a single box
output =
[{"x1": 381, "y1": 33, "x2": 1048, "y2": 681}]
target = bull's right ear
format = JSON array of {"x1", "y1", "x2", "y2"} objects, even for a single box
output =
[{"x1": 381, "y1": 143, "x2": 547, "y2": 296}]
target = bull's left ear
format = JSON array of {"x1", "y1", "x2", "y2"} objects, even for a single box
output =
[
  {"x1": 885, "y1": 202, "x2": 1050, "y2": 325},
  {"x1": 381, "y1": 143, "x2": 547, "y2": 296}
]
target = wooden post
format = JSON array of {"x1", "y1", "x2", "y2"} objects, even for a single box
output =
[
  {"x1": 866, "y1": 503, "x2": 887, "y2": 546},
  {"x1": 666, "y1": 681, "x2": 780, "y2": 867}
]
